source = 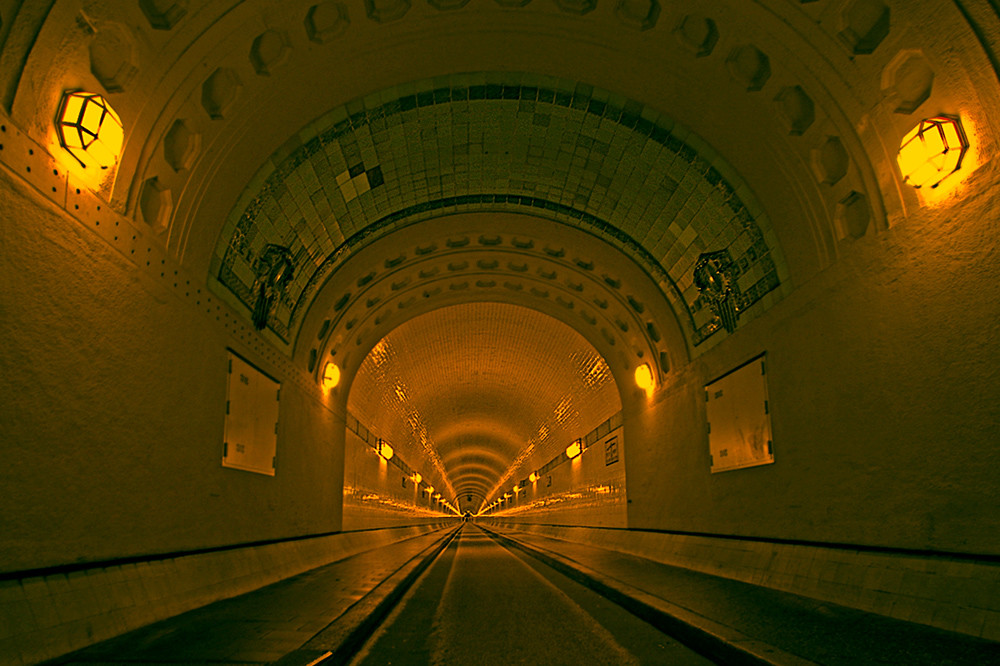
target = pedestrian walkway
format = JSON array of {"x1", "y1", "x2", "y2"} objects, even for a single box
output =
[
  {"x1": 483, "y1": 524, "x2": 1000, "y2": 666},
  {"x1": 43, "y1": 526, "x2": 456, "y2": 665}
]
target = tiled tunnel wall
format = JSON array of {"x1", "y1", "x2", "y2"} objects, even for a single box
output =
[
  {"x1": 341, "y1": 423, "x2": 454, "y2": 530},
  {"x1": 485, "y1": 415, "x2": 627, "y2": 528}
]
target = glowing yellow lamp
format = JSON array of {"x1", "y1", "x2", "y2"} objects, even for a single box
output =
[
  {"x1": 635, "y1": 363, "x2": 655, "y2": 392},
  {"x1": 529, "y1": 472, "x2": 538, "y2": 483},
  {"x1": 426, "y1": 486, "x2": 434, "y2": 494},
  {"x1": 57, "y1": 91, "x2": 124, "y2": 169},
  {"x1": 378, "y1": 441, "x2": 394, "y2": 461},
  {"x1": 322, "y1": 362, "x2": 341, "y2": 390},
  {"x1": 897, "y1": 116, "x2": 969, "y2": 189},
  {"x1": 566, "y1": 440, "x2": 582, "y2": 459},
  {"x1": 412, "y1": 472, "x2": 422, "y2": 485}
]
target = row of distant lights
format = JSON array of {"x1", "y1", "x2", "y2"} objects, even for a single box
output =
[
  {"x1": 56, "y1": 89, "x2": 971, "y2": 192},
  {"x1": 477, "y1": 360, "x2": 733, "y2": 513},
  {"x1": 377, "y1": 434, "x2": 458, "y2": 513},
  {"x1": 317, "y1": 360, "x2": 456, "y2": 511},
  {"x1": 482, "y1": 442, "x2": 581, "y2": 514},
  {"x1": 482, "y1": 400, "x2": 615, "y2": 513}
]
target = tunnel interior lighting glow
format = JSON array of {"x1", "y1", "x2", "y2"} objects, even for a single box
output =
[
  {"x1": 57, "y1": 91, "x2": 124, "y2": 169},
  {"x1": 322, "y1": 362, "x2": 341, "y2": 390},
  {"x1": 378, "y1": 441, "x2": 393, "y2": 461},
  {"x1": 634, "y1": 363, "x2": 655, "y2": 392},
  {"x1": 565, "y1": 440, "x2": 582, "y2": 459},
  {"x1": 897, "y1": 116, "x2": 969, "y2": 189}
]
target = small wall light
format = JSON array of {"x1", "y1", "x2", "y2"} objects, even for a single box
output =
[
  {"x1": 635, "y1": 363, "x2": 655, "y2": 393},
  {"x1": 529, "y1": 472, "x2": 538, "y2": 483},
  {"x1": 412, "y1": 472, "x2": 422, "y2": 484},
  {"x1": 565, "y1": 440, "x2": 582, "y2": 459},
  {"x1": 57, "y1": 91, "x2": 124, "y2": 169},
  {"x1": 378, "y1": 440, "x2": 393, "y2": 461},
  {"x1": 426, "y1": 486, "x2": 434, "y2": 494},
  {"x1": 322, "y1": 362, "x2": 341, "y2": 390},
  {"x1": 897, "y1": 116, "x2": 969, "y2": 188}
]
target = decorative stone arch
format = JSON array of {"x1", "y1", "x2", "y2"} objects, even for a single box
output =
[
  {"x1": 210, "y1": 72, "x2": 791, "y2": 360},
  {"x1": 302, "y1": 211, "x2": 681, "y2": 409}
]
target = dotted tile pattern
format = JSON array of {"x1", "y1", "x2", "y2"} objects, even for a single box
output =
[
  {"x1": 214, "y1": 72, "x2": 788, "y2": 347},
  {"x1": 347, "y1": 302, "x2": 621, "y2": 505}
]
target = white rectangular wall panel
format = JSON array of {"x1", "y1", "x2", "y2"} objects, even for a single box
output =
[
  {"x1": 223, "y1": 351, "x2": 280, "y2": 476},
  {"x1": 706, "y1": 354, "x2": 773, "y2": 473}
]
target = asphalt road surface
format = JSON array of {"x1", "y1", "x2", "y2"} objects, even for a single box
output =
[{"x1": 350, "y1": 522, "x2": 715, "y2": 665}]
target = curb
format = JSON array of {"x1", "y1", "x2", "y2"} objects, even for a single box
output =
[{"x1": 480, "y1": 525, "x2": 816, "y2": 666}]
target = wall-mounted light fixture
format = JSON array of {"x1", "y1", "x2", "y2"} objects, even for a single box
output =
[
  {"x1": 57, "y1": 91, "x2": 124, "y2": 169},
  {"x1": 565, "y1": 440, "x2": 582, "y2": 459},
  {"x1": 426, "y1": 485, "x2": 434, "y2": 495},
  {"x1": 897, "y1": 116, "x2": 969, "y2": 189},
  {"x1": 634, "y1": 363, "x2": 655, "y2": 394},
  {"x1": 529, "y1": 472, "x2": 538, "y2": 483},
  {"x1": 322, "y1": 362, "x2": 340, "y2": 390},
  {"x1": 411, "y1": 472, "x2": 422, "y2": 484},
  {"x1": 377, "y1": 440, "x2": 393, "y2": 461}
]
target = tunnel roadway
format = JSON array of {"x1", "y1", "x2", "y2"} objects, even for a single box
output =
[
  {"x1": 348, "y1": 522, "x2": 713, "y2": 665},
  {"x1": 40, "y1": 520, "x2": 1000, "y2": 665}
]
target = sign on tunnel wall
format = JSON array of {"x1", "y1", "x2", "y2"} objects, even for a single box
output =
[
  {"x1": 706, "y1": 354, "x2": 773, "y2": 473},
  {"x1": 223, "y1": 350, "x2": 280, "y2": 476}
]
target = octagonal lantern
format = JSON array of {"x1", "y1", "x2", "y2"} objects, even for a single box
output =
[
  {"x1": 897, "y1": 116, "x2": 969, "y2": 189},
  {"x1": 57, "y1": 91, "x2": 124, "y2": 169}
]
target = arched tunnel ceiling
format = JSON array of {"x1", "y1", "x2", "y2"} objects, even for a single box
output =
[
  {"x1": 8, "y1": 0, "x2": 999, "y2": 351},
  {"x1": 346, "y1": 302, "x2": 621, "y2": 504},
  {"x1": 211, "y1": 72, "x2": 789, "y2": 351}
]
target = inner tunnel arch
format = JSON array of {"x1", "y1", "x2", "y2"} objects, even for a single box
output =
[
  {"x1": 303, "y1": 210, "x2": 688, "y2": 406},
  {"x1": 343, "y1": 299, "x2": 627, "y2": 518}
]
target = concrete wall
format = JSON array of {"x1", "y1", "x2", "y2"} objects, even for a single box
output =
[
  {"x1": 0, "y1": 141, "x2": 431, "y2": 663},
  {"x1": 0, "y1": 164, "x2": 349, "y2": 572},
  {"x1": 623, "y1": 182, "x2": 1000, "y2": 556}
]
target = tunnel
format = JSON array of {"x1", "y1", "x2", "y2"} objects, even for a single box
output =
[{"x1": 1, "y1": 1, "x2": 999, "y2": 664}]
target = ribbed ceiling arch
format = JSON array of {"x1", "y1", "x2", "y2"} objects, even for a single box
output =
[{"x1": 346, "y1": 302, "x2": 621, "y2": 509}]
